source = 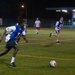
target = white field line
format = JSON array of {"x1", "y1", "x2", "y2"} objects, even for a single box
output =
[{"x1": 7, "y1": 54, "x2": 75, "y2": 60}]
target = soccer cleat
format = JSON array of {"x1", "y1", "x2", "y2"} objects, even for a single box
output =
[
  {"x1": 37, "y1": 32, "x2": 38, "y2": 34},
  {"x1": 49, "y1": 33, "x2": 52, "y2": 37},
  {"x1": 10, "y1": 62, "x2": 16, "y2": 67},
  {"x1": 36, "y1": 32, "x2": 38, "y2": 34},
  {"x1": 56, "y1": 41, "x2": 60, "y2": 43},
  {"x1": 26, "y1": 40, "x2": 28, "y2": 43}
]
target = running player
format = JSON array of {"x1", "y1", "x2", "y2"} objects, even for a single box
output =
[
  {"x1": 0, "y1": 19, "x2": 28, "y2": 67},
  {"x1": 49, "y1": 17, "x2": 64, "y2": 43}
]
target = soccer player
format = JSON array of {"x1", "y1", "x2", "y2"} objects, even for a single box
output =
[
  {"x1": 34, "y1": 18, "x2": 41, "y2": 34},
  {"x1": 49, "y1": 17, "x2": 64, "y2": 43},
  {"x1": 16, "y1": 19, "x2": 28, "y2": 33},
  {"x1": 0, "y1": 19, "x2": 28, "y2": 67},
  {"x1": 16, "y1": 19, "x2": 28, "y2": 43}
]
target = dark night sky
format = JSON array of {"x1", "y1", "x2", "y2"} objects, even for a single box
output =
[{"x1": 0, "y1": 0, "x2": 75, "y2": 19}]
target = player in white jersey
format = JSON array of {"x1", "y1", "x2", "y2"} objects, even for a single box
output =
[
  {"x1": 0, "y1": 19, "x2": 28, "y2": 67},
  {"x1": 49, "y1": 17, "x2": 64, "y2": 43},
  {"x1": 34, "y1": 18, "x2": 41, "y2": 34}
]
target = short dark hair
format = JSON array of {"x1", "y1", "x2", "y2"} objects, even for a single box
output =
[{"x1": 18, "y1": 19, "x2": 25, "y2": 25}]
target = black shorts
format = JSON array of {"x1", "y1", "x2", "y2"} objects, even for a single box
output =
[{"x1": 6, "y1": 39, "x2": 17, "y2": 50}]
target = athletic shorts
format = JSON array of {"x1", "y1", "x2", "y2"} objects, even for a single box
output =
[
  {"x1": 36, "y1": 27, "x2": 40, "y2": 30},
  {"x1": 6, "y1": 39, "x2": 17, "y2": 50},
  {"x1": 55, "y1": 30, "x2": 60, "y2": 33}
]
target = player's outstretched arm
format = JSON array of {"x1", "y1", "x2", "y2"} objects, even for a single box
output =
[{"x1": 22, "y1": 35, "x2": 28, "y2": 43}]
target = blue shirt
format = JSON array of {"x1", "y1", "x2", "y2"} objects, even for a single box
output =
[
  {"x1": 10, "y1": 25, "x2": 24, "y2": 40},
  {"x1": 5, "y1": 25, "x2": 24, "y2": 42}
]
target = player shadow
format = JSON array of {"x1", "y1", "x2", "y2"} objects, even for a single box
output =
[{"x1": 41, "y1": 42, "x2": 60, "y2": 47}]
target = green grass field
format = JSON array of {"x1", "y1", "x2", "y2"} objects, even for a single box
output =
[{"x1": 0, "y1": 27, "x2": 75, "y2": 75}]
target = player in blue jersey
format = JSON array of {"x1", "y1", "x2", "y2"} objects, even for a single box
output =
[
  {"x1": 0, "y1": 19, "x2": 28, "y2": 67},
  {"x1": 49, "y1": 17, "x2": 64, "y2": 43},
  {"x1": 16, "y1": 19, "x2": 28, "y2": 43}
]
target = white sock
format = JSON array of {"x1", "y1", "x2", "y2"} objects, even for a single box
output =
[
  {"x1": 36, "y1": 29, "x2": 38, "y2": 34},
  {"x1": 56, "y1": 39, "x2": 59, "y2": 42},
  {"x1": 52, "y1": 33, "x2": 53, "y2": 36},
  {"x1": 37, "y1": 30, "x2": 39, "y2": 33},
  {"x1": 10, "y1": 57, "x2": 15, "y2": 63}
]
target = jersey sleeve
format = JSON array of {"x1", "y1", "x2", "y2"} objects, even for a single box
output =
[
  {"x1": 55, "y1": 21, "x2": 59, "y2": 26},
  {"x1": 6, "y1": 26, "x2": 16, "y2": 32},
  {"x1": 35, "y1": 21, "x2": 36, "y2": 24}
]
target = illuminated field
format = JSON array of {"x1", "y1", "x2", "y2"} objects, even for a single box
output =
[{"x1": 0, "y1": 28, "x2": 75, "y2": 75}]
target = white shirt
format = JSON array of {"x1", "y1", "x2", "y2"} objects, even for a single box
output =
[
  {"x1": 55, "y1": 21, "x2": 63, "y2": 30},
  {"x1": 35, "y1": 20, "x2": 41, "y2": 27}
]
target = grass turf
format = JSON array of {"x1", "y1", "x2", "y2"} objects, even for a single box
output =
[{"x1": 0, "y1": 28, "x2": 75, "y2": 75}]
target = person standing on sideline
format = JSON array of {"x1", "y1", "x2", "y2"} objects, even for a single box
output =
[
  {"x1": 49, "y1": 17, "x2": 64, "y2": 43},
  {"x1": 34, "y1": 18, "x2": 41, "y2": 34},
  {"x1": 0, "y1": 19, "x2": 28, "y2": 67}
]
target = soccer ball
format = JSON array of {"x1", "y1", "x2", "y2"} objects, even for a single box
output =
[{"x1": 49, "y1": 60, "x2": 57, "y2": 68}]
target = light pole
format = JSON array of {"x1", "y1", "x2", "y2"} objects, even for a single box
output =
[{"x1": 21, "y1": 4, "x2": 27, "y2": 19}]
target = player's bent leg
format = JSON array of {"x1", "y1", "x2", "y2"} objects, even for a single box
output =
[
  {"x1": 0, "y1": 48, "x2": 10, "y2": 56},
  {"x1": 56, "y1": 33, "x2": 60, "y2": 43},
  {"x1": 12, "y1": 45, "x2": 19, "y2": 57},
  {"x1": 10, "y1": 45, "x2": 19, "y2": 67}
]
